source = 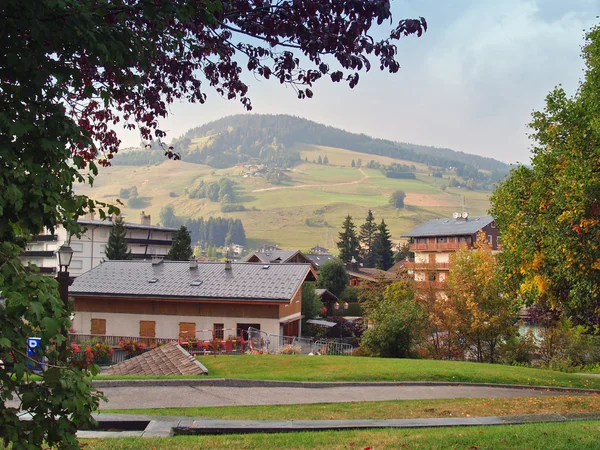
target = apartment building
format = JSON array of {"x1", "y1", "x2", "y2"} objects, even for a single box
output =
[{"x1": 22, "y1": 212, "x2": 177, "y2": 277}]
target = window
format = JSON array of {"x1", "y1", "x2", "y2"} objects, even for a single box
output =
[
  {"x1": 488, "y1": 235, "x2": 493, "y2": 245},
  {"x1": 491, "y1": 222, "x2": 496, "y2": 228},
  {"x1": 428, "y1": 273, "x2": 437, "y2": 282},
  {"x1": 140, "y1": 321, "x2": 156, "y2": 338},
  {"x1": 71, "y1": 243, "x2": 83, "y2": 252},
  {"x1": 91, "y1": 318, "x2": 106, "y2": 335},
  {"x1": 214, "y1": 323, "x2": 224, "y2": 340},
  {"x1": 70, "y1": 259, "x2": 83, "y2": 269},
  {"x1": 179, "y1": 322, "x2": 196, "y2": 340}
]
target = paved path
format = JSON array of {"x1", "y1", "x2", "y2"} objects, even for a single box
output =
[{"x1": 98, "y1": 384, "x2": 574, "y2": 410}]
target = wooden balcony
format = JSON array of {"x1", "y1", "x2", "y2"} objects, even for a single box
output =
[
  {"x1": 410, "y1": 242, "x2": 469, "y2": 251},
  {"x1": 405, "y1": 262, "x2": 450, "y2": 270}
]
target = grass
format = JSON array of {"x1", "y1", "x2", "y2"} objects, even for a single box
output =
[
  {"x1": 80, "y1": 421, "x2": 600, "y2": 449},
  {"x1": 75, "y1": 143, "x2": 491, "y2": 249},
  {"x1": 96, "y1": 355, "x2": 600, "y2": 390},
  {"x1": 102, "y1": 395, "x2": 600, "y2": 420}
]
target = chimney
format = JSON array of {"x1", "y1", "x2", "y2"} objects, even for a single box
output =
[
  {"x1": 140, "y1": 211, "x2": 151, "y2": 226},
  {"x1": 224, "y1": 259, "x2": 232, "y2": 271},
  {"x1": 151, "y1": 255, "x2": 163, "y2": 265},
  {"x1": 189, "y1": 260, "x2": 198, "y2": 270}
]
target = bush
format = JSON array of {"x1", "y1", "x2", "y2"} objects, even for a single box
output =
[{"x1": 221, "y1": 203, "x2": 245, "y2": 212}]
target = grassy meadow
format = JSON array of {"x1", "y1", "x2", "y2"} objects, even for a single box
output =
[{"x1": 75, "y1": 144, "x2": 492, "y2": 249}]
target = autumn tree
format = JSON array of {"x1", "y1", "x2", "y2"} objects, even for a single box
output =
[
  {"x1": 105, "y1": 216, "x2": 132, "y2": 260},
  {"x1": 490, "y1": 24, "x2": 600, "y2": 327},
  {"x1": 447, "y1": 232, "x2": 516, "y2": 363},
  {"x1": 168, "y1": 226, "x2": 194, "y2": 261},
  {"x1": 1, "y1": 1, "x2": 426, "y2": 447},
  {"x1": 359, "y1": 210, "x2": 378, "y2": 267},
  {"x1": 318, "y1": 259, "x2": 350, "y2": 298},
  {"x1": 337, "y1": 215, "x2": 361, "y2": 263}
]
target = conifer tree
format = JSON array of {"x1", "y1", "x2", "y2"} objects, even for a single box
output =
[
  {"x1": 351, "y1": 159, "x2": 356, "y2": 167},
  {"x1": 323, "y1": 155, "x2": 329, "y2": 164},
  {"x1": 359, "y1": 210, "x2": 378, "y2": 267},
  {"x1": 168, "y1": 225, "x2": 194, "y2": 261},
  {"x1": 337, "y1": 215, "x2": 360, "y2": 262},
  {"x1": 372, "y1": 219, "x2": 394, "y2": 270},
  {"x1": 318, "y1": 155, "x2": 323, "y2": 164},
  {"x1": 105, "y1": 216, "x2": 132, "y2": 260}
]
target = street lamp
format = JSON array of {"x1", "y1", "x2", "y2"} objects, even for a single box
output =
[
  {"x1": 57, "y1": 244, "x2": 73, "y2": 273},
  {"x1": 56, "y1": 243, "x2": 73, "y2": 354}
]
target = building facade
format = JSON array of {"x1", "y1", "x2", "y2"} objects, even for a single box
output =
[
  {"x1": 70, "y1": 261, "x2": 315, "y2": 339},
  {"x1": 22, "y1": 212, "x2": 176, "y2": 277},
  {"x1": 403, "y1": 214, "x2": 500, "y2": 293}
]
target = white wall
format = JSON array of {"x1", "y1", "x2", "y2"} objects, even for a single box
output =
[{"x1": 72, "y1": 311, "x2": 282, "y2": 339}]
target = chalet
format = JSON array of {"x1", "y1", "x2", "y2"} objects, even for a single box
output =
[
  {"x1": 259, "y1": 243, "x2": 281, "y2": 253},
  {"x1": 304, "y1": 253, "x2": 335, "y2": 270},
  {"x1": 244, "y1": 250, "x2": 335, "y2": 272},
  {"x1": 70, "y1": 260, "x2": 316, "y2": 340},
  {"x1": 310, "y1": 245, "x2": 329, "y2": 254},
  {"x1": 402, "y1": 214, "x2": 499, "y2": 291},
  {"x1": 345, "y1": 260, "x2": 400, "y2": 287}
]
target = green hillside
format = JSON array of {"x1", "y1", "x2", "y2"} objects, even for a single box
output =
[{"x1": 77, "y1": 143, "x2": 491, "y2": 251}]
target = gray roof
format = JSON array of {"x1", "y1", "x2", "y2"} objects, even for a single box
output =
[
  {"x1": 243, "y1": 250, "x2": 300, "y2": 263},
  {"x1": 402, "y1": 216, "x2": 495, "y2": 238},
  {"x1": 78, "y1": 219, "x2": 177, "y2": 232},
  {"x1": 70, "y1": 261, "x2": 311, "y2": 301},
  {"x1": 304, "y1": 254, "x2": 336, "y2": 267}
]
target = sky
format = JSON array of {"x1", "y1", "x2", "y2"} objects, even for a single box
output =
[{"x1": 117, "y1": 0, "x2": 598, "y2": 165}]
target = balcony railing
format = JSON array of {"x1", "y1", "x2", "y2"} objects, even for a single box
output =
[
  {"x1": 126, "y1": 238, "x2": 173, "y2": 246},
  {"x1": 31, "y1": 234, "x2": 58, "y2": 242},
  {"x1": 22, "y1": 250, "x2": 55, "y2": 258},
  {"x1": 410, "y1": 242, "x2": 469, "y2": 251},
  {"x1": 69, "y1": 333, "x2": 178, "y2": 347},
  {"x1": 405, "y1": 262, "x2": 450, "y2": 270}
]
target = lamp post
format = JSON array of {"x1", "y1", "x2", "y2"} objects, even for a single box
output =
[{"x1": 56, "y1": 244, "x2": 73, "y2": 354}]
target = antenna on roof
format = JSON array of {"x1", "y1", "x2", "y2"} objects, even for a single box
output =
[{"x1": 224, "y1": 250, "x2": 232, "y2": 271}]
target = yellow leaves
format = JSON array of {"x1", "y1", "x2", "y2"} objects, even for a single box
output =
[
  {"x1": 532, "y1": 252, "x2": 544, "y2": 270},
  {"x1": 592, "y1": 259, "x2": 600, "y2": 271}
]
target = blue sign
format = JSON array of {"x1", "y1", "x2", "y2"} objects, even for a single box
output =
[{"x1": 26, "y1": 337, "x2": 43, "y2": 373}]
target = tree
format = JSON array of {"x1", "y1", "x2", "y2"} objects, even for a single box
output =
[
  {"x1": 168, "y1": 226, "x2": 194, "y2": 261},
  {"x1": 360, "y1": 281, "x2": 426, "y2": 358},
  {"x1": 318, "y1": 259, "x2": 349, "y2": 298},
  {"x1": 159, "y1": 205, "x2": 181, "y2": 228},
  {"x1": 447, "y1": 232, "x2": 516, "y2": 363},
  {"x1": 389, "y1": 190, "x2": 406, "y2": 209},
  {"x1": 351, "y1": 159, "x2": 356, "y2": 167},
  {"x1": 372, "y1": 219, "x2": 394, "y2": 270},
  {"x1": 489, "y1": 25, "x2": 600, "y2": 328},
  {"x1": 359, "y1": 210, "x2": 378, "y2": 267},
  {"x1": 323, "y1": 155, "x2": 329, "y2": 164},
  {"x1": 1, "y1": 1, "x2": 426, "y2": 446},
  {"x1": 301, "y1": 282, "x2": 323, "y2": 322},
  {"x1": 336, "y1": 215, "x2": 360, "y2": 263},
  {"x1": 105, "y1": 216, "x2": 132, "y2": 260},
  {"x1": 317, "y1": 155, "x2": 323, "y2": 164}
]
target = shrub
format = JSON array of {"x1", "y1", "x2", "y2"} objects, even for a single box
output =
[
  {"x1": 118, "y1": 340, "x2": 147, "y2": 358},
  {"x1": 221, "y1": 203, "x2": 245, "y2": 212}
]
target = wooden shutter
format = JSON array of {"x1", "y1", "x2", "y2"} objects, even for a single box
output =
[
  {"x1": 179, "y1": 322, "x2": 196, "y2": 340},
  {"x1": 91, "y1": 318, "x2": 106, "y2": 335},
  {"x1": 140, "y1": 321, "x2": 156, "y2": 338}
]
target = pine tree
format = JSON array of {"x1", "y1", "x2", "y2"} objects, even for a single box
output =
[
  {"x1": 359, "y1": 210, "x2": 377, "y2": 267},
  {"x1": 105, "y1": 216, "x2": 132, "y2": 260},
  {"x1": 336, "y1": 215, "x2": 360, "y2": 263},
  {"x1": 323, "y1": 155, "x2": 329, "y2": 164},
  {"x1": 317, "y1": 155, "x2": 323, "y2": 164},
  {"x1": 351, "y1": 159, "x2": 356, "y2": 167},
  {"x1": 168, "y1": 225, "x2": 194, "y2": 261},
  {"x1": 372, "y1": 219, "x2": 394, "y2": 270}
]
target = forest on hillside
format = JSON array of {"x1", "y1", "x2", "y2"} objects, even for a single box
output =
[{"x1": 112, "y1": 114, "x2": 511, "y2": 180}]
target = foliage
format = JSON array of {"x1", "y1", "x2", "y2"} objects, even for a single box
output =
[
  {"x1": 189, "y1": 178, "x2": 236, "y2": 202},
  {"x1": 489, "y1": 25, "x2": 600, "y2": 327},
  {"x1": 221, "y1": 203, "x2": 246, "y2": 212},
  {"x1": 168, "y1": 226, "x2": 194, "y2": 261},
  {"x1": 119, "y1": 186, "x2": 138, "y2": 199},
  {"x1": 389, "y1": 189, "x2": 406, "y2": 209},
  {"x1": 447, "y1": 232, "x2": 517, "y2": 363},
  {"x1": 105, "y1": 216, "x2": 132, "y2": 260},
  {"x1": 159, "y1": 205, "x2": 182, "y2": 228},
  {"x1": 394, "y1": 242, "x2": 412, "y2": 263},
  {"x1": 301, "y1": 282, "x2": 323, "y2": 322},
  {"x1": 317, "y1": 259, "x2": 349, "y2": 298},
  {"x1": 372, "y1": 219, "x2": 394, "y2": 270},
  {"x1": 359, "y1": 210, "x2": 377, "y2": 267},
  {"x1": 337, "y1": 215, "x2": 360, "y2": 262},
  {"x1": 118, "y1": 340, "x2": 148, "y2": 358},
  {"x1": 360, "y1": 281, "x2": 426, "y2": 358}
]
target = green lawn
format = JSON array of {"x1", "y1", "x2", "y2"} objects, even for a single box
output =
[
  {"x1": 102, "y1": 395, "x2": 600, "y2": 420},
  {"x1": 187, "y1": 355, "x2": 600, "y2": 389},
  {"x1": 80, "y1": 421, "x2": 600, "y2": 449},
  {"x1": 95, "y1": 355, "x2": 600, "y2": 390}
]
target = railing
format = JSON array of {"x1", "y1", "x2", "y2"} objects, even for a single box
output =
[
  {"x1": 314, "y1": 339, "x2": 354, "y2": 356},
  {"x1": 404, "y1": 262, "x2": 451, "y2": 270},
  {"x1": 31, "y1": 234, "x2": 58, "y2": 242},
  {"x1": 69, "y1": 333, "x2": 177, "y2": 348},
  {"x1": 21, "y1": 250, "x2": 55, "y2": 258},
  {"x1": 410, "y1": 242, "x2": 469, "y2": 251}
]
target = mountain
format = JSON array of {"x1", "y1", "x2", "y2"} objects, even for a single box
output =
[{"x1": 113, "y1": 114, "x2": 511, "y2": 178}]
